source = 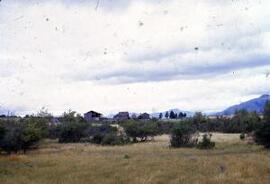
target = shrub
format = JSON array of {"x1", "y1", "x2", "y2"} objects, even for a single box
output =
[
  {"x1": 47, "y1": 125, "x2": 61, "y2": 139},
  {"x1": 101, "y1": 134, "x2": 129, "y2": 145},
  {"x1": 0, "y1": 120, "x2": 41, "y2": 154},
  {"x1": 170, "y1": 123, "x2": 198, "y2": 148},
  {"x1": 192, "y1": 110, "x2": 261, "y2": 133},
  {"x1": 122, "y1": 120, "x2": 158, "y2": 142},
  {"x1": 123, "y1": 154, "x2": 130, "y2": 159},
  {"x1": 83, "y1": 124, "x2": 129, "y2": 145},
  {"x1": 84, "y1": 124, "x2": 116, "y2": 143},
  {"x1": 254, "y1": 101, "x2": 270, "y2": 148},
  {"x1": 58, "y1": 121, "x2": 88, "y2": 143},
  {"x1": 254, "y1": 123, "x2": 270, "y2": 148},
  {"x1": 156, "y1": 121, "x2": 175, "y2": 134},
  {"x1": 197, "y1": 133, "x2": 215, "y2": 149},
  {"x1": 240, "y1": 132, "x2": 245, "y2": 140},
  {"x1": 263, "y1": 101, "x2": 270, "y2": 123},
  {"x1": 0, "y1": 124, "x2": 5, "y2": 141},
  {"x1": 20, "y1": 125, "x2": 42, "y2": 152},
  {"x1": 23, "y1": 116, "x2": 50, "y2": 138},
  {"x1": 91, "y1": 134, "x2": 104, "y2": 144}
]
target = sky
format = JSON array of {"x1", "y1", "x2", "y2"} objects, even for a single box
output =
[{"x1": 0, "y1": 0, "x2": 270, "y2": 116}]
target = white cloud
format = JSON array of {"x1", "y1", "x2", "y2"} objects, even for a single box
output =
[{"x1": 0, "y1": 0, "x2": 270, "y2": 115}]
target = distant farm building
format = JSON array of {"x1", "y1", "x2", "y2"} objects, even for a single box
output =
[
  {"x1": 84, "y1": 111, "x2": 102, "y2": 121},
  {"x1": 138, "y1": 113, "x2": 150, "y2": 120},
  {"x1": 113, "y1": 112, "x2": 130, "y2": 121}
]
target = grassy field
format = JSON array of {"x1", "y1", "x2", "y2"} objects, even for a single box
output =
[{"x1": 0, "y1": 133, "x2": 270, "y2": 184}]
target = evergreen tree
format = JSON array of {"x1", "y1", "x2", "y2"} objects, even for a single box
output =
[
  {"x1": 159, "y1": 113, "x2": 163, "y2": 119},
  {"x1": 263, "y1": 101, "x2": 270, "y2": 123},
  {"x1": 178, "y1": 112, "x2": 185, "y2": 119},
  {"x1": 169, "y1": 111, "x2": 176, "y2": 119},
  {"x1": 165, "y1": 111, "x2": 169, "y2": 119}
]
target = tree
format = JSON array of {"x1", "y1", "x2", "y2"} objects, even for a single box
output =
[
  {"x1": 121, "y1": 121, "x2": 140, "y2": 142},
  {"x1": 254, "y1": 101, "x2": 270, "y2": 148},
  {"x1": 178, "y1": 112, "x2": 187, "y2": 119},
  {"x1": 0, "y1": 123, "x2": 5, "y2": 142},
  {"x1": 122, "y1": 120, "x2": 158, "y2": 142},
  {"x1": 263, "y1": 101, "x2": 270, "y2": 123},
  {"x1": 197, "y1": 133, "x2": 215, "y2": 149},
  {"x1": 85, "y1": 124, "x2": 117, "y2": 144},
  {"x1": 254, "y1": 123, "x2": 270, "y2": 148},
  {"x1": 170, "y1": 123, "x2": 198, "y2": 148},
  {"x1": 100, "y1": 133, "x2": 129, "y2": 145},
  {"x1": 192, "y1": 112, "x2": 207, "y2": 130},
  {"x1": 141, "y1": 121, "x2": 159, "y2": 139},
  {"x1": 169, "y1": 111, "x2": 178, "y2": 119},
  {"x1": 169, "y1": 111, "x2": 174, "y2": 119},
  {"x1": 37, "y1": 107, "x2": 52, "y2": 119},
  {"x1": 178, "y1": 112, "x2": 183, "y2": 119},
  {"x1": 193, "y1": 112, "x2": 206, "y2": 123},
  {"x1": 57, "y1": 110, "x2": 88, "y2": 143},
  {"x1": 58, "y1": 121, "x2": 88, "y2": 143},
  {"x1": 23, "y1": 116, "x2": 50, "y2": 138},
  {"x1": 159, "y1": 113, "x2": 163, "y2": 119},
  {"x1": 0, "y1": 120, "x2": 41, "y2": 154},
  {"x1": 20, "y1": 124, "x2": 42, "y2": 153},
  {"x1": 131, "y1": 113, "x2": 137, "y2": 119},
  {"x1": 59, "y1": 110, "x2": 85, "y2": 123},
  {"x1": 229, "y1": 110, "x2": 261, "y2": 133},
  {"x1": 165, "y1": 111, "x2": 169, "y2": 119}
]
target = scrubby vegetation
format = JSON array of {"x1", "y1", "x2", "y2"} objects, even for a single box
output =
[
  {"x1": 0, "y1": 119, "x2": 42, "y2": 154},
  {"x1": 121, "y1": 120, "x2": 159, "y2": 142},
  {"x1": 170, "y1": 123, "x2": 198, "y2": 148},
  {"x1": 254, "y1": 101, "x2": 270, "y2": 148},
  {"x1": 193, "y1": 110, "x2": 261, "y2": 133},
  {"x1": 197, "y1": 133, "x2": 215, "y2": 149},
  {"x1": 0, "y1": 101, "x2": 270, "y2": 154},
  {"x1": 240, "y1": 132, "x2": 245, "y2": 140},
  {"x1": 255, "y1": 123, "x2": 270, "y2": 148},
  {"x1": 1, "y1": 133, "x2": 270, "y2": 184},
  {"x1": 0, "y1": 102, "x2": 269, "y2": 184}
]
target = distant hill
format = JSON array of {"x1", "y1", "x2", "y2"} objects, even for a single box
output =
[
  {"x1": 217, "y1": 94, "x2": 270, "y2": 115},
  {"x1": 151, "y1": 108, "x2": 194, "y2": 118}
]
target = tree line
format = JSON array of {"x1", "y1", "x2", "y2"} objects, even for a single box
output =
[
  {"x1": 159, "y1": 111, "x2": 187, "y2": 119},
  {"x1": 0, "y1": 101, "x2": 270, "y2": 153}
]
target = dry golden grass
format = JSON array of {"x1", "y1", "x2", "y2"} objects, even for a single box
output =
[{"x1": 0, "y1": 133, "x2": 270, "y2": 184}]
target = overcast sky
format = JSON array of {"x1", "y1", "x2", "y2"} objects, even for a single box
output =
[{"x1": 0, "y1": 0, "x2": 270, "y2": 116}]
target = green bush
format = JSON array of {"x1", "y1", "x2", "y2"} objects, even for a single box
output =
[
  {"x1": 23, "y1": 116, "x2": 50, "y2": 138},
  {"x1": 0, "y1": 124, "x2": 5, "y2": 141},
  {"x1": 101, "y1": 134, "x2": 129, "y2": 145},
  {"x1": 254, "y1": 123, "x2": 270, "y2": 148},
  {"x1": 240, "y1": 133, "x2": 245, "y2": 140},
  {"x1": 197, "y1": 133, "x2": 215, "y2": 149},
  {"x1": 91, "y1": 134, "x2": 104, "y2": 144},
  {"x1": 58, "y1": 121, "x2": 88, "y2": 143},
  {"x1": 47, "y1": 125, "x2": 61, "y2": 139},
  {"x1": 254, "y1": 101, "x2": 270, "y2": 148},
  {"x1": 122, "y1": 120, "x2": 158, "y2": 142},
  {"x1": 263, "y1": 101, "x2": 270, "y2": 123},
  {"x1": 0, "y1": 120, "x2": 41, "y2": 154},
  {"x1": 123, "y1": 154, "x2": 130, "y2": 159},
  {"x1": 170, "y1": 123, "x2": 198, "y2": 148}
]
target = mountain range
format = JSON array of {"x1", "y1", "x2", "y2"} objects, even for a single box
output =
[
  {"x1": 216, "y1": 94, "x2": 270, "y2": 115},
  {"x1": 151, "y1": 94, "x2": 270, "y2": 117}
]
